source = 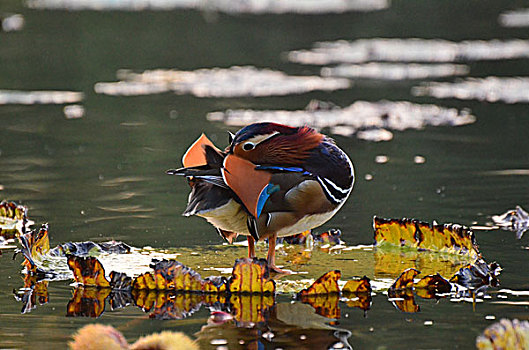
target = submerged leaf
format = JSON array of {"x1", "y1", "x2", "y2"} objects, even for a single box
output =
[
  {"x1": 299, "y1": 270, "x2": 341, "y2": 296},
  {"x1": 342, "y1": 276, "x2": 372, "y2": 293},
  {"x1": 389, "y1": 268, "x2": 419, "y2": 291},
  {"x1": 476, "y1": 319, "x2": 529, "y2": 350},
  {"x1": 67, "y1": 255, "x2": 111, "y2": 288},
  {"x1": 374, "y1": 217, "x2": 480, "y2": 258},
  {"x1": 228, "y1": 258, "x2": 275, "y2": 294}
]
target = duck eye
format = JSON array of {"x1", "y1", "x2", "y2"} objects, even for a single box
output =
[{"x1": 242, "y1": 142, "x2": 255, "y2": 151}]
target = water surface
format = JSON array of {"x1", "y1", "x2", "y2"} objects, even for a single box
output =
[{"x1": 1, "y1": 0, "x2": 529, "y2": 348}]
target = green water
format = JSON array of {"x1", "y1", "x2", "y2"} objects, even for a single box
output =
[{"x1": 1, "y1": 0, "x2": 529, "y2": 348}]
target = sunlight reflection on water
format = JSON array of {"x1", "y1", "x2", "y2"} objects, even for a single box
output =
[{"x1": 95, "y1": 66, "x2": 350, "y2": 97}]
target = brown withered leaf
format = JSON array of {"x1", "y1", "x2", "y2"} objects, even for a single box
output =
[
  {"x1": 67, "y1": 255, "x2": 111, "y2": 288},
  {"x1": 67, "y1": 287, "x2": 110, "y2": 317},
  {"x1": 132, "y1": 259, "x2": 227, "y2": 293},
  {"x1": 229, "y1": 294, "x2": 274, "y2": 326},
  {"x1": 389, "y1": 268, "x2": 419, "y2": 291},
  {"x1": 228, "y1": 258, "x2": 275, "y2": 294},
  {"x1": 342, "y1": 276, "x2": 371, "y2": 293},
  {"x1": 415, "y1": 273, "x2": 452, "y2": 299},
  {"x1": 373, "y1": 216, "x2": 480, "y2": 258},
  {"x1": 17, "y1": 223, "x2": 50, "y2": 271},
  {"x1": 298, "y1": 270, "x2": 341, "y2": 297},
  {"x1": 0, "y1": 200, "x2": 28, "y2": 223}
]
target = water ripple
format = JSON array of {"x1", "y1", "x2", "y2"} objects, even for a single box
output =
[
  {"x1": 26, "y1": 0, "x2": 389, "y2": 13},
  {"x1": 0, "y1": 90, "x2": 83, "y2": 105},
  {"x1": 288, "y1": 38, "x2": 529, "y2": 65},
  {"x1": 208, "y1": 100, "x2": 475, "y2": 141},
  {"x1": 94, "y1": 66, "x2": 350, "y2": 97},
  {"x1": 413, "y1": 77, "x2": 529, "y2": 104},
  {"x1": 321, "y1": 63, "x2": 469, "y2": 80}
]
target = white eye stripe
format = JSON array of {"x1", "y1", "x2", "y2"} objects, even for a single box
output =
[{"x1": 245, "y1": 131, "x2": 280, "y2": 146}]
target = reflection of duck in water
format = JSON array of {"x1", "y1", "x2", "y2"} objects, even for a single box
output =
[
  {"x1": 196, "y1": 302, "x2": 352, "y2": 349},
  {"x1": 69, "y1": 324, "x2": 198, "y2": 350},
  {"x1": 167, "y1": 122, "x2": 354, "y2": 273}
]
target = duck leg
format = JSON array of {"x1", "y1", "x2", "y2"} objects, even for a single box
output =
[
  {"x1": 266, "y1": 233, "x2": 290, "y2": 274},
  {"x1": 247, "y1": 236, "x2": 256, "y2": 258}
]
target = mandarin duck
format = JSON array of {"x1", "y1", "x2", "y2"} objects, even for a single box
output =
[{"x1": 167, "y1": 122, "x2": 354, "y2": 273}]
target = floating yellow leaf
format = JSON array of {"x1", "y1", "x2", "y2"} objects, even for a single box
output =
[
  {"x1": 373, "y1": 216, "x2": 480, "y2": 258},
  {"x1": 342, "y1": 276, "x2": 371, "y2": 293},
  {"x1": 228, "y1": 258, "x2": 275, "y2": 294},
  {"x1": 132, "y1": 259, "x2": 227, "y2": 292},
  {"x1": 299, "y1": 270, "x2": 341, "y2": 296},
  {"x1": 389, "y1": 268, "x2": 419, "y2": 291},
  {"x1": 67, "y1": 287, "x2": 110, "y2": 317},
  {"x1": 67, "y1": 255, "x2": 111, "y2": 288}
]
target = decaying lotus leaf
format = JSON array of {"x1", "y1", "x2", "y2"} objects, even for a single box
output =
[
  {"x1": 389, "y1": 268, "x2": 419, "y2": 291},
  {"x1": 492, "y1": 206, "x2": 529, "y2": 239},
  {"x1": 67, "y1": 287, "x2": 110, "y2": 317},
  {"x1": 373, "y1": 217, "x2": 480, "y2": 258},
  {"x1": 67, "y1": 255, "x2": 111, "y2": 288},
  {"x1": 415, "y1": 273, "x2": 451, "y2": 294},
  {"x1": 132, "y1": 259, "x2": 227, "y2": 293},
  {"x1": 229, "y1": 294, "x2": 274, "y2": 325},
  {"x1": 476, "y1": 318, "x2": 529, "y2": 350},
  {"x1": 299, "y1": 270, "x2": 341, "y2": 296},
  {"x1": 450, "y1": 259, "x2": 500, "y2": 288},
  {"x1": 228, "y1": 258, "x2": 275, "y2": 294},
  {"x1": 0, "y1": 200, "x2": 27, "y2": 223},
  {"x1": 17, "y1": 223, "x2": 50, "y2": 270},
  {"x1": 50, "y1": 240, "x2": 131, "y2": 257},
  {"x1": 342, "y1": 276, "x2": 371, "y2": 293}
]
